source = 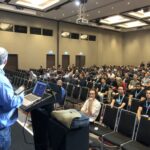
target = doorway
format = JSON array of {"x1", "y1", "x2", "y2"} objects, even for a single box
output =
[
  {"x1": 62, "y1": 55, "x2": 70, "y2": 69},
  {"x1": 76, "y1": 55, "x2": 85, "y2": 67},
  {"x1": 5, "y1": 54, "x2": 18, "y2": 71},
  {"x1": 46, "y1": 54, "x2": 55, "y2": 68}
]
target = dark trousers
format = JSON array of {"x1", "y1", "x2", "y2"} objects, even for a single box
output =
[{"x1": 0, "y1": 127, "x2": 11, "y2": 150}]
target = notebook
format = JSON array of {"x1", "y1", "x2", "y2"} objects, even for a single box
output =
[{"x1": 22, "y1": 81, "x2": 47, "y2": 107}]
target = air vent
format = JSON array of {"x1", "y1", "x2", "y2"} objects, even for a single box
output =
[
  {"x1": 70, "y1": 33, "x2": 79, "y2": 39},
  {"x1": 14, "y1": 25, "x2": 27, "y2": 33},
  {"x1": 43, "y1": 29, "x2": 53, "y2": 36},
  {"x1": 89, "y1": 35, "x2": 96, "y2": 41},
  {"x1": 30, "y1": 27, "x2": 41, "y2": 35}
]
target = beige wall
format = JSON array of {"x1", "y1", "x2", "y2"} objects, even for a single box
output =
[
  {"x1": 0, "y1": 11, "x2": 149, "y2": 69},
  {"x1": 0, "y1": 11, "x2": 57, "y2": 69},
  {"x1": 123, "y1": 30, "x2": 150, "y2": 65},
  {"x1": 98, "y1": 30, "x2": 123, "y2": 65},
  {"x1": 59, "y1": 22, "x2": 99, "y2": 67}
]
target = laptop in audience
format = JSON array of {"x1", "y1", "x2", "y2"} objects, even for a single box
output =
[{"x1": 22, "y1": 81, "x2": 47, "y2": 107}]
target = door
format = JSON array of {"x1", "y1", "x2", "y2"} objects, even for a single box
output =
[
  {"x1": 76, "y1": 55, "x2": 85, "y2": 67},
  {"x1": 62, "y1": 55, "x2": 70, "y2": 69},
  {"x1": 46, "y1": 54, "x2": 55, "y2": 68},
  {"x1": 5, "y1": 54, "x2": 18, "y2": 71}
]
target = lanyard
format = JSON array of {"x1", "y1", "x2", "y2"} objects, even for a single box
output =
[
  {"x1": 116, "y1": 95, "x2": 125, "y2": 105},
  {"x1": 135, "y1": 90, "x2": 142, "y2": 98},
  {"x1": 100, "y1": 84, "x2": 105, "y2": 91}
]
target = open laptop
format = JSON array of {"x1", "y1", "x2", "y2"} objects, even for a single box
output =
[{"x1": 22, "y1": 81, "x2": 47, "y2": 107}]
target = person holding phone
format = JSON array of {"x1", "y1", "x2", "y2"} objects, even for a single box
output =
[{"x1": 0, "y1": 47, "x2": 24, "y2": 150}]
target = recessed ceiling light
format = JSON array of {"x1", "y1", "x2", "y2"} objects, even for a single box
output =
[
  {"x1": 127, "y1": 2, "x2": 130, "y2": 5},
  {"x1": 16, "y1": 0, "x2": 60, "y2": 10},
  {"x1": 62, "y1": 13, "x2": 65, "y2": 16},
  {"x1": 96, "y1": 1, "x2": 98, "y2": 5},
  {"x1": 100, "y1": 15, "x2": 131, "y2": 25},
  {"x1": 116, "y1": 20, "x2": 147, "y2": 28},
  {"x1": 112, "y1": 7, "x2": 114, "y2": 9},
  {"x1": 98, "y1": 10, "x2": 101, "y2": 14},
  {"x1": 128, "y1": 8, "x2": 150, "y2": 18},
  {"x1": 75, "y1": 0, "x2": 80, "y2": 6}
]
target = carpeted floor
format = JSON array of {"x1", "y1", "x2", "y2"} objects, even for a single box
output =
[{"x1": 11, "y1": 122, "x2": 34, "y2": 150}]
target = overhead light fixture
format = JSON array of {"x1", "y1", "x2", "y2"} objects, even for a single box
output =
[
  {"x1": 75, "y1": 0, "x2": 80, "y2": 6},
  {"x1": 16, "y1": 0, "x2": 60, "y2": 10},
  {"x1": 0, "y1": 23, "x2": 13, "y2": 30},
  {"x1": 61, "y1": 32, "x2": 70, "y2": 37},
  {"x1": 128, "y1": 8, "x2": 150, "y2": 18},
  {"x1": 116, "y1": 21, "x2": 147, "y2": 28},
  {"x1": 100, "y1": 15, "x2": 131, "y2": 25},
  {"x1": 0, "y1": 3, "x2": 36, "y2": 15},
  {"x1": 80, "y1": 34, "x2": 88, "y2": 40}
]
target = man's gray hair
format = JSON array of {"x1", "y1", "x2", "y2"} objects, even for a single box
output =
[{"x1": 0, "y1": 47, "x2": 8, "y2": 65}]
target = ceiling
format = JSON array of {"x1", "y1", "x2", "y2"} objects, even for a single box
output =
[{"x1": 0, "y1": 0, "x2": 150, "y2": 32}]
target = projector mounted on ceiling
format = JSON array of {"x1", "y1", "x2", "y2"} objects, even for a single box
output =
[{"x1": 76, "y1": 0, "x2": 88, "y2": 25}]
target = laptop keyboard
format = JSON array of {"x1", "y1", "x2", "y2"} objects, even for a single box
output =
[{"x1": 25, "y1": 94, "x2": 39, "y2": 102}]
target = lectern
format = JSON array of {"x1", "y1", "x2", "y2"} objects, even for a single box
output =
[{"x1": 21, "y1": 93, "x2": 55, "y2": 150}]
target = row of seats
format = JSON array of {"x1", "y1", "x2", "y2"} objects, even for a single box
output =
[
  {"x1": 89, "y1": 104, "x2": 150, "y2": 150},
  {"x1": 11, "y1": 76, "x2": 35, "y2": 90}
]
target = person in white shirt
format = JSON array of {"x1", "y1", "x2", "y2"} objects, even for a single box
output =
[{"x1": 81, "y1": 89, "x2": 101, "y2": 122}]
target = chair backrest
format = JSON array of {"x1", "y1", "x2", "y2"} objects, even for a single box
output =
[
  {"x1": 129, "y1": 98, "x2": 140, "y2": 113},
  {"x1": 19, "y1": 78, "x2": 24, "y2": 86},
  {"x1": 62, "y1": 82, "x2": 68, "y2": 90},
  {"x1": 95, "y1": 102, "x2": 105, "y2": 122},
  {"x1": 102, "y1": 105, "x2": 119, "y2": 130},
  {"x1": 67, "y1": 84, "x2": 74, "y2": 97},
  {"x1": 117, "y1": 110, "x2": 136, "y2": 138},
  {"x1": 23, "y1": 79, "x2": 28, "y2": 88},
  {"x1": 86, "y1": 81, "x2": 93, "y2": 89},
  {"x1": 72, "y1": 85, "x2": 81, "y2": 99},
  {"x1": 79, "y1": 87, "x2": 89, "y2": 102},
  {"x1": 15, "y1": 77, "x2": 21, "y2": 87},
  {"x1": 136, "y1": 116, "x2": 150, "y2": 146}
]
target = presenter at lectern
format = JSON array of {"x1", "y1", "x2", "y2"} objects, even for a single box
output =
[{"x1": 0, "y1": 47, "x2": 24, "y2": 150}]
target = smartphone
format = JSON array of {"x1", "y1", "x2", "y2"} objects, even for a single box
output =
[{"x1": 15, "y1": 86, "x2": 25, "y2": 95}]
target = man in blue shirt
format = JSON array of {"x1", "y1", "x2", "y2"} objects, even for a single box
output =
[{"x1": 0, "y1": 47, "x2": 24, "y2": 150}]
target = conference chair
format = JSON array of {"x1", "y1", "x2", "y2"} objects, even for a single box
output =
[
  {"x1": 102, "y1": 110, "x2": 137, "y2": 149},
  {"x1": 121, "y1": 115, "x2": 150, "y2": 150}
]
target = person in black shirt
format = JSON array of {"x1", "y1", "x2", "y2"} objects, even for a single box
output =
[
  {"x1": 110, "y1": 86, "x2": 128, "y2": 109},
  {"x1": 97, "y1": 78, "x2": 109, "y2": 102},
  {"x1": 129, "y1": 83, "x2": 144, "y2": 99},
  {"x1": 137, "y1": 90, "x2": 150, "y2": 121}
]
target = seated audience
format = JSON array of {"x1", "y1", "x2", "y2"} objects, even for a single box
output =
[
  {"x1": 110, "y1": 86, "x2": 128, "y2": 109},
  {"x1": 128, "y1": 74, "x2": 139, "y2": 90},
  {"x1": 137, "y1": 90, "x2": 150, "y2": 121},
  {"x1": 96, "y1": 78, "x2": 109, "y2": 102},
  {"x1": 81, "y1": 89, "x2": 101, "y2": 122}
]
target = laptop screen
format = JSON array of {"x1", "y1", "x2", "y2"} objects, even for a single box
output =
[{"x1": 32, "y1": 81, "x2": 47, "y2": 97}]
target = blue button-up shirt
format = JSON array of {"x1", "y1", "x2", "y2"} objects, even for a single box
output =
[{"x1": 0, "y1": 69, "x2": 24, "y2": 129}]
